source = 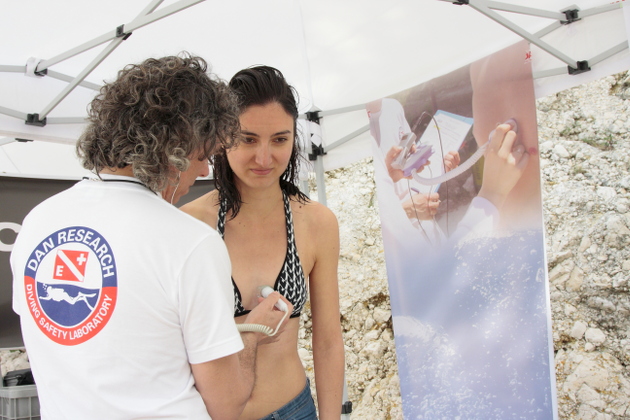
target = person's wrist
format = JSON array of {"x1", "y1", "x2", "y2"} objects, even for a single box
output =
[{"x1": 478, "y1": 186, "x2": 507, "y2": 210}]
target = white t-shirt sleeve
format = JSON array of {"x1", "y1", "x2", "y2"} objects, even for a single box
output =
[{"x1": 178, "y1": 235, "x2": 243, "y2": 364}]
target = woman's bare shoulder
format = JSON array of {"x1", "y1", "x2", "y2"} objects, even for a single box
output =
[
  {"x1": 180, "y1": 190, "x2": 220, "y2": 228},
  {"x1": 290, "y1": 196, "x2": 338, "y2": 232}
]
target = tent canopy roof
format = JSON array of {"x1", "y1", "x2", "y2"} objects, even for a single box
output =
[{"x1": 1, "y1": 0, "x2": 628, "y2": 177}]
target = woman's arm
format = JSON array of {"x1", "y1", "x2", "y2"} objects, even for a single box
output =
[
  {"x1": 179, "y1": 191, "x2": 219, "y2": 229},
  {"x1": 308, "y1": 204, "x2": 345, "y2": 419}
]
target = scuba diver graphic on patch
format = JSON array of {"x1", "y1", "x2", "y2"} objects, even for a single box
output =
[
  {"x1": 39, "y1": 285, "x2": 98, "y2": 311},
  {"x1": 22, "y1": 226, "x2": 118, "y2": 346}
]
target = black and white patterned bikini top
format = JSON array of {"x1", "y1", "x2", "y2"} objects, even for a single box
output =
[{"x1": 217, "y1": 191, "x2": 307, "y2": 319}]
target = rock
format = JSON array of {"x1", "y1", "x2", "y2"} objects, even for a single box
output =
[
  {"x1": 554, "y1": 144, "x2": 571, "y2": 158},
  {"x1": 570, "y1": 321, "x2": 588, "y2": 339},
  {"x1": 539, "y1": 140, "x2": 554, "y2": 154},
  {"x1": 372, "y1": 307, "x2": 391, "y2": 325},
  {"x1": 298, "y1": 347, "x2": 312, "y2": 362},
  {"x1": 0, "y1": 350, "x2": 30, "y2": 377},
  {"x1": 597, "y1": 186, "x2": 617, "y2": 201},
  {"x1": 564, "y1": 358, "x2": 609, "y2": 393},
  {"x1": 585, "y1": 328, "x2": 606, "y2": 346},
  {"x1": 577, "y1": 384, "x2": 605, "y2": 409},
  {"x1": 566, "y1": 266, "x2": 584, "y2": 292}
]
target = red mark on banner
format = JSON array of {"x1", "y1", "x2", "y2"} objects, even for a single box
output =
[
  {"x1": 525, "y1": 51, "x2": 532, "y2": 63},
  {"x1": 53, "y1": 250, "x2": 89, "y2": 282}
]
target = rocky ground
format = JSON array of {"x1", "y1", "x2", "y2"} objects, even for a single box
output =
[{"x1": 3, "y1": 71, "x2": 630, "y2": 419}]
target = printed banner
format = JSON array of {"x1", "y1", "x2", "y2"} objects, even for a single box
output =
[{"x1": 368, "y1": 41, "x2": 557, "y2": 419}]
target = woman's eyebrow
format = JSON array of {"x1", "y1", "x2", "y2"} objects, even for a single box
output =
[
  {"x1": 240, "y1": 130, "x2": 259, "y2": 137},
  {"x1": 240, "y1": 129, "x2": 291, "y2": 136}
]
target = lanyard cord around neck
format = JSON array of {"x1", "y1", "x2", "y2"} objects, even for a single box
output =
[{"x1": 85, "y1": 177, "x2": 158, "y2": 195}]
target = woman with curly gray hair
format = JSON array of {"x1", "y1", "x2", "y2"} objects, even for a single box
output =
[
  {"x1": 77, "y1": 53, "x2": 240, "y2": 201},
  {"x1": 11, "y1": 53, "x2": 291, "y2": 419}
]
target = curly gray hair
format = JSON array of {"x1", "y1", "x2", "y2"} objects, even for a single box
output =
[{"x1": 77, "y1": 53, "x2": 239, "y2": 192}]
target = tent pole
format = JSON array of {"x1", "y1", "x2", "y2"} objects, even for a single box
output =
[
  {"x1": 37, "y1": 0, "x2": 202, "y2": 71},
  {"x1": 38, "y1": 39, "x2": 125, "y2": 120},
  {"x1": 0, "y1": 106, "x2": 27, "y2": 121},
  {"x1": 324, "y1": 125, "x2": 370, "y2": 154},
  {"x1": 0, "y1": 66, "x2": 24, "y2": 73},
  {"x1": 589, "y1": 41, "x2": 629, "y2": 67},
  {"x1": 46, "y1": 117, "x2": 88, "y2": 125},
  {"x1": 319, "y1": 104, "x2": 367, "y2": 118},
  {"x1": 533, "y1": 21, "x2": 562, "y2": 38},
  {"x1": 533, "y1": 67, "x2": 567, "y2": 79},
  {"x1": 482, "y1": 1, "x2": 564, "y2": 20},
  {"x1": 299, "y1": 179, "x2": 310, "y2": 197},
  {"x1": 0, "y1": 65, "x2": 101, "y2": 91},
  {"x1": 580, "y1": 3, "x2": 624, "y2": 18},
  {"x1": 36, "y1": 0, "x2": 206, "y2": 121},
  {"x1": 443, "y1": 0, "x2": 621, "y2": 71},
  {"x1": 0, "y1": 106, "x2": 86, "y2": 126},
  {"x1": 341, "y1": 376, "x2": 352, "y2": 419},
  {"x1": 306, "y1": 111, "x2": 328, "y2": 206},
  {"x1": 315, "y1": 155, "x2": 327, "y2": 206},
  {"x1": 530, "y1": 40, "x2": 628, "y2": 81},
  {"x1": 469, "y1": 1, "x2": 578, "y2": 68},
  {"x1": 46, "y1": 70, "x2": 100, "y2": 91},
  {"x1": 442, "y1": 0, "x2": 621, "y2": 20},
  {"x1": 299, "y1": 104, "x2": 366, "y2": 120},
  {"x1": 37, "y1": 32, "x2": 122, "y2": 72}
]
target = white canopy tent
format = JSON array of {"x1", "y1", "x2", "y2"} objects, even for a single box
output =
[
  {"x1": 1, "y1": 2, "x2": 629, "y2": 416},
  {"x1": 1, "y1": 0, "x2": 629, "y2": 199}
]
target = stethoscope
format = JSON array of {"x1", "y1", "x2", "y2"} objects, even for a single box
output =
[{"x1": 88, "y1": 173, "x2": 181, "y2": 204}]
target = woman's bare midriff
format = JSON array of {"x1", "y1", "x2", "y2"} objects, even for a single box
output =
[{"x1": 236, "y1": 317, "x2": 307, "y2": 420}]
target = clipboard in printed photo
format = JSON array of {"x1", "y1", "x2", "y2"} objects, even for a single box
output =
[{"x1": 401, "y1": 110, "x2": 473, "y2": 194}]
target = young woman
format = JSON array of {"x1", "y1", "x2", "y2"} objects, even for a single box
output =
[{"x1": 181, "y1": 66, "x2": 344, "y2": 420}]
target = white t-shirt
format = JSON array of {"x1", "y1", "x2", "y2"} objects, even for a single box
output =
[
  {"x1": 11, "y1": 175, "x2": 242, "y2": 419},
  {"x1": 369, "y1": 98, "x2": 413, "y2": 202}
]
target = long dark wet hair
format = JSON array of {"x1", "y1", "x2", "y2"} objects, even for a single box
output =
[{"x1": 213, "y1": 65, "x2": 309, "y2": 219}]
